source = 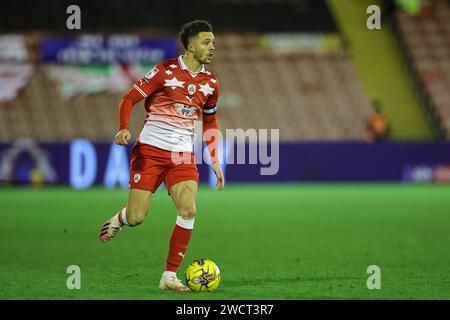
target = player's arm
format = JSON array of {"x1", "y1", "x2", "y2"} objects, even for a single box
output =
[
  {"x1": 203, "y1": 113, "x2": 224, "y2": 190},
  {"x1": 202, "y1": 78, "x2": 224, "y2": 190},
  {"x1": 115, "y1": 89, "x2": 144, "y2": 145},
  {"x1": 203, "y1": 113, "x2": 219, "y2": 163},
  {"x1": 115, "y1": 65, "x2": 164, "y2": 145}
]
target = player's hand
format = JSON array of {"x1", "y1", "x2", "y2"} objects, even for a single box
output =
[
  {"x1": 115, "y1": 129, "x2": 131, "y2": 146},
  {"x1": 212, "y1": 163, "x2": 225, "y2": 191}
]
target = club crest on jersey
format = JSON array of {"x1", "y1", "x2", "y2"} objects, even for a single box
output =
[
  {"x1": 174, "y1": 103, "x2": 197, "y2": 117},
  {"x1": 188, "y1": 84, "x2": 196, "y2": 95},
  {"x1": 144, "y1": 67, "x2": 159, "y2": 80},
  {"x1": 134, "y1": 174, "x2": 141, "y2": 183}
]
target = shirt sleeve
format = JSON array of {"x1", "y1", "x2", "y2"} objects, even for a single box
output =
[
  {"x1": 202, "y1": 78, "x2": 220, "y2": 164},
  {"x1": 118, "y1": 88, "x2": 143, "y2": 130},
  {"x1": 118, "y1": 63, "x2": 165, "y2": 130},
  {"x1": 202, "y1": 78, "x2": 220, "y2": 117},
  {"x1": 131, "y1": 63, "x2": 165, "y2": 99},
  {"x1": 203, "y1": 114, "x2": 219, "y2": 164}
]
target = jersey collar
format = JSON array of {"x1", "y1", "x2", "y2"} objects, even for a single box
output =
[{"x1": 178, "y1": 55, "x2": 206, "y2": 76}]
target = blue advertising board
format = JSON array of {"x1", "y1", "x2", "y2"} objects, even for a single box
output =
[
  {"x1": 1, "y1": 141, "x2": 450, "y2": 188},
  {"x1": 40, "y1": 35, "x2": 179, "y2": 64}
]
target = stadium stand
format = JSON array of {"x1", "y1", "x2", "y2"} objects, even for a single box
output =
[
  {"x1": 213, "y1": 33, "x2": 373, "y2": 141},
  {"x1": 395, "y1": 0, "x2": 450, "y2": 139},
  {"x1": 0, "y1": 32, "x2": 373, "y2": 142}
]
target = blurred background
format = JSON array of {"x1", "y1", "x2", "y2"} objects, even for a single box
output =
[
  {"x1": 1, "y1": 0, "x2": 450, "y2": 300},
  {"x1": 0, "y1": 0, "x2": 450, "y2": 187}
]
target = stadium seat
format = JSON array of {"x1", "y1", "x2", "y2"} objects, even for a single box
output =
[
  {"x1": 0, "y1": 32, "x2": 373, "y2": 142},
  {"x1": 396, "y1": 1, "x2": 450, "y2": 139}
]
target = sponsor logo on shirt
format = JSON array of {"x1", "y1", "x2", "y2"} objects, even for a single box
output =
[
  {"x1": 174, "y1": 103, "x2": 197, "y2": 117},
  {"x1": 144, "y1": 67, "x2": 159, "y2": 80}
]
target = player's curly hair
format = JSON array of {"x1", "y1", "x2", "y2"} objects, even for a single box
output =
[{"x1": 179, "y1": 20, "x2": 213, "y2": 49}]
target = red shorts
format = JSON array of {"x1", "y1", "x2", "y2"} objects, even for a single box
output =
[{"x1": 129, "y1": 142, "x2": 199, "y2": 193}]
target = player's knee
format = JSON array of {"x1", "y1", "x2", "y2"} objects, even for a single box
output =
[
  {"x1": 127, "y1": 217, "x2": 143, "y2": 226},
  {"x1": 126, "y1": 209, "x2": 147, "y2": 226},
  {"x1": 178, "y1": 206, "x2": 196, "y2": 220}
]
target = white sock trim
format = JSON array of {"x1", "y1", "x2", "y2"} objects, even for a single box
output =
[
  {"x1": 163, "y1": 271, "x2": 176, "y2": 277},
  {"x1": 176, "y1": 215, "x2": 195, "y2": 230},
  {"x1": 120, "y1": 207, "x2": 128, "y2": 225}
]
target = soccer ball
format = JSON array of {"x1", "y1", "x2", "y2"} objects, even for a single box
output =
[{"x1": 185, "y1": 259, "x2": 221, "y2": 292}]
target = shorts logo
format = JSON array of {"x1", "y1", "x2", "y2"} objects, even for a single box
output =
[
  {"x1": 144, "y1": 67, "x2": 159, "y2": 80},
  {"x1": 188, "y1": 84, "x2": 196, "y2": 95},
  {"x1": 133, "y1": 173, "x2": 141, "y2": 183}
]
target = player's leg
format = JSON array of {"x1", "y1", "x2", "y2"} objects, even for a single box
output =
[
  {"x1": 159, "y1": 180, "x2": 198, "y2": 291},
  {"x1": 125, "y1": 188, "x2": 153, "y2": 225},
  {"x1": 167, "y1": 180, "x2": 198, "y2": 270},
  {"x1": 99, "y1": 142, "x2": 166, "y2": 242},
  {"x1": 99, "y1": 188, "x2": 152, "y2": 242}
]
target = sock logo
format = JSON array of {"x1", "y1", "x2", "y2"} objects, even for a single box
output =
[
  {"x1": 178, "y1": 252, "x2": 185, "y2": 258},
  {"x1": 133, "y1": 173, "x2": 141, "y2": 183}
]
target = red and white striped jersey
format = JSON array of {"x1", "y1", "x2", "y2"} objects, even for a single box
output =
[{"x1": 131, "y1": 55, "x2": 219, "y2": 152}]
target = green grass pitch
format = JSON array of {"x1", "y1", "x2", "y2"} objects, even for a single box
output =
[{"x1": 1, "y1": 183, "x2": 450, "y2": 300}]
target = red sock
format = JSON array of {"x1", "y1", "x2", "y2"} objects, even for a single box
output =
[{"x1": 165, "y1": 224, "x2": 192, "y2": 272}]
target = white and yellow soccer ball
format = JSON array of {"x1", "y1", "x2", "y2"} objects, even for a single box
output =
[{"x1": 185, "y1": 259, "x2": 221, "y2": 292}]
